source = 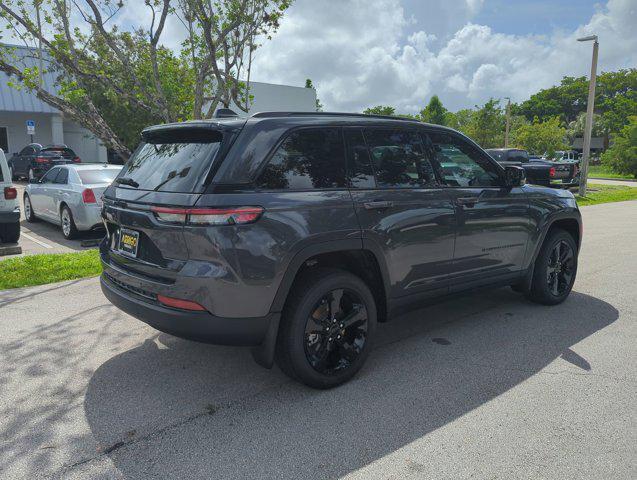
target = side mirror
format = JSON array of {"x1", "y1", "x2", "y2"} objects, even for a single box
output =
[
  {"x1": 504, "y1": 165, "x2": 525, "y2": 187},
  {"x1": 28, "y1": 178, "x2": 39, "y2": 184}
]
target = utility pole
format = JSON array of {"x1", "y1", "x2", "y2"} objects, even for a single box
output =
[
  {"x1": 504, "y1": 97, "x2": 511, "y2": 148},
  {"x1": 577, "y1": 35, "x2": 599, "y2": 197}
]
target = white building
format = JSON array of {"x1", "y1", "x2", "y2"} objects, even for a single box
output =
[
  {"x1": 228, "y1": 81, "x2": 317, "y2": 116},
  {"x1": 0, "y1": 45, "x2": 107, "y2": 162}
]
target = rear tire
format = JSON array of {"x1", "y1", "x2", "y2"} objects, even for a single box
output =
[
  {"x1": 525, "y1": 229, "x2": 578, "y2": 305},
  {"x1": 60, "y1": 205, "x2": 79, "y2": 240},
  {"x1": 275, "y1": 268, "x2": 377, "y2": 389},
  {"x1": 24, "y1": 194, "x2": 38, "y2": 222},
  {"x1": 0, "y1": 222, "x2": 20, "y2": 244}
]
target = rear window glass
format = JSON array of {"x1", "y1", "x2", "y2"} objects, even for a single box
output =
[
  {"x1": 257, "y1": 128, "x2": 346, "y2": 190},
  {"x1": 42, "y1": 147, "x2": 76, "y2": 158},
  {"x1": 118, "y1": 130, "x2": 222, "y2": 192},
  {"x1": 78, "y1": 168, "x2": 121, "y2": 185}
]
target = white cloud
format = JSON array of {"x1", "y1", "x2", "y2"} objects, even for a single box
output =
[{"x1": 250, "y1": 0, "x2": 637, "y2": 112}]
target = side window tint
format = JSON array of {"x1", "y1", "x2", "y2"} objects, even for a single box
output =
[
  {"x1": 20, "y1": 146, "x2": 33, "y2": 156},
  {"x1": 364, "y1": 129, "x2": 439, "y2": 189},
  {"x1": 54, "y1": 168, "x2": 68, "y2": 184},
  {"x1": 257, "y1": 128, "x2": 346, "y2": 190},
  {"x1": 40, "y1": 168, "x2": 58, "y2": 184},
  {"x1": 344, "y1": 129, "x2": 375, "y2": 188},
  {"x1": 426, "y1": 132, "x2": 502, "y2": 187}
]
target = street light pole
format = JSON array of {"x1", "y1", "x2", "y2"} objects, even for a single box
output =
[
  {"x1": 504, "y1": 97, "x2": 511, "y2": 148},
  {"x1": 577, "y1": 35, "x2": 599, "y2": 197}
]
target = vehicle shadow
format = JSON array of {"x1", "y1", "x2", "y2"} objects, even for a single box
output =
[{"x1": 82, "y1": 289, "x2": 618, "y2": 479}]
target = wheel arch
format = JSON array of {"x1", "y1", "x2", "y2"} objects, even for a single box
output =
[
  {"x1": 519, "y1": 213, "x2": 582, "y2": 293},
  {"x1": 252, "y1": 240, "x2": 391, "y2": 369},
  {"x1": 270, "y1": 240, "x2": 390, "y2": 322}
]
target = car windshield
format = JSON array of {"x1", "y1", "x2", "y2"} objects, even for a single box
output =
[
  {"x1": 117, "y1": 130, "x2": 222, "y2": 192},
  {"x1": 42, "y1": 147, "x2": 75, "y2": 158},
  {"x1": 78, "y1": 168, "x2": 121, "y2": 184}
]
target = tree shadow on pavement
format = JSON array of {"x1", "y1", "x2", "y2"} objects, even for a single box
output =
[{"x1": 80, "y1": 289, "x2": 619, "y2": 479}]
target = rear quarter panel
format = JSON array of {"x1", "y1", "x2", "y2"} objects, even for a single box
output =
[{"x1": 184, "y1": 189, "x2": 360, "y2": 318}]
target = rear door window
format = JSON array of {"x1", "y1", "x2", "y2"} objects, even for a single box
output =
[
  {"x1": 257, "y1": 128, "x2": 346, "y2": 190},
  {"x1": 118, "y1": 129, "x2": 223, "y2": 192},
  {"x1": 364, "y1": 129, "x2": 439, "y2": 188}
]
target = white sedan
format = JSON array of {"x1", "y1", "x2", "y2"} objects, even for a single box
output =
[{"x1": 24, "y1": 164, "x2": 122, "y2": 239}]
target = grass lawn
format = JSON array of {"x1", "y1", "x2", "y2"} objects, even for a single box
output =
[
  {"x1": 588, "y1": 165, "x2": 636, "y2": 181},
  {"x1": 576, "y1": 184, "x2": 637, "y2": 206},
  {"x1": 0, "y1": 250, "x2": 101, "y2": 290}
]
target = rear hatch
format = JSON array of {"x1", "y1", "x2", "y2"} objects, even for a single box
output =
[
  {"x1": 41, "y1": 147, "x2": 78, "y2": 165},
  {"x1": 101, "y1": 124, "x2": 238, "y2": 280}
]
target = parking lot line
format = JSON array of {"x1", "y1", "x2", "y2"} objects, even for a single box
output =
[{"x1": 21, "y1": 232, "x2": 53, "y2": 249}]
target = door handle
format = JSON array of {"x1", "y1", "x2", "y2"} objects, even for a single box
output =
[
  {"x1": 456, "y1": 197, "x2": 479, "y2": 207},
  {"x1": 363, "y1": 200, "x2": 394, "y2": 210}
]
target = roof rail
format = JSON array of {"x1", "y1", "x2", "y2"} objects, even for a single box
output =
[{"x1": 250, "y1": 111, "x2": 421, "y2": 122}]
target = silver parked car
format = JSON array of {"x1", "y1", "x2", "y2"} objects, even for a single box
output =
[{"x1": 24, "y1": 164, "x2": 122, "y2": 239}]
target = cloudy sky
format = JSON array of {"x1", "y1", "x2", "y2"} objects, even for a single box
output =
[{"x1": 247, "y1": 0, "x2": 636, "y2": 113}]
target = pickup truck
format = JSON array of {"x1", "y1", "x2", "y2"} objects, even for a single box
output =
[{"x1": 486, "y1": 148, "x2": 578, "y2": 188}]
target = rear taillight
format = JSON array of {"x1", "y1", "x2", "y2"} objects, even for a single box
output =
[
  {"x1": 151, "y1": 206, "x2": 264, "y2": 226},
  {"x1": 157, "y1": 294, "x2": 206, "y2": 311},
  {"x1": 82, "y1": 188, "x2": 97, "y2": 204},
  {"x1": 72, "y1": 156, "x2": 81, "y2": 163},
  {"x1": 549, "y1": 167, "x2": 556, "y2": 178},
  {"x1": 3, "y1": 187, "x2": 17, "y2": 200},
  {"x1": 35, "y1": 156, "x2": 50, "y2": 164}
]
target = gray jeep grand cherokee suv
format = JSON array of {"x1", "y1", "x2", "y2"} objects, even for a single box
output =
[{"x1": 100, "y1": 112, "x2": 581, "y2": 388}]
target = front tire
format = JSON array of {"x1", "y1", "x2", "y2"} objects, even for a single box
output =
[
  {"x1": 275, "y1": 268, "x2": 377, "y2": 389},
  {"x1": 526, "y1": 229, "x2": 578, "y2": 305},
  {"x1": 24, "y1": 194, "x2": 38, "y2": 222},
  {"x1": 60, "y1": 205, "x2": 79, "y2": 240}
]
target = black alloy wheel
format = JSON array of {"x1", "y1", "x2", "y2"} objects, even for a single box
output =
[
  {"x1": 526, "y1": 228, "x2": 578, "y2": 305},
  {"x1": 546, "y1": 240, "x2": 575, "y2": 297},
  {"x1": 304, "y1": 288, "x2": 369, "y2": 375},
  {"x1": 276, "y1": 268, "x2": 377, "y2": 389}
]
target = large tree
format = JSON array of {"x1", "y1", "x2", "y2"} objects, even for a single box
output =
[
  {"x1": 514, "y1": 69, "x2": 637, "y2": 136},
  {"x1": 0, "y1": 0, "x2": 291, "y2": 160},
  {"x1": 514, "y1": 116, "x2": 566, "y2": 158}
]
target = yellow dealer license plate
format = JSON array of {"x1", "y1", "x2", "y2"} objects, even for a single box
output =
[{"x1": 118, "y1": 228, "x2": 139, "y2": 258}]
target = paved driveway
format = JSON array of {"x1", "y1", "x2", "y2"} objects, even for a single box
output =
[{"x1": 0, "y1": 201, "x2": 635, "y2": 479}]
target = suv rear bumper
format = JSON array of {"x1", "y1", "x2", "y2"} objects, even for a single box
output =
[{"x1": 100, "y1": 273, "x2": 277, "y2": 346}]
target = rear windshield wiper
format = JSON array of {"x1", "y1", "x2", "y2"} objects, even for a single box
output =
[{"x1": 114, "y1": 177, "x2": 139, "y2": 188}]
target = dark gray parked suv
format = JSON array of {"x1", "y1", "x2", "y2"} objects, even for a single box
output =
[{"x1": 100, "y1": 112, "x2": 582, "y2": 388}]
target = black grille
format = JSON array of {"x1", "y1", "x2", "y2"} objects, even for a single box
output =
[{"x1": 104, "y1": 272, "x2": 157, "y2": 301}]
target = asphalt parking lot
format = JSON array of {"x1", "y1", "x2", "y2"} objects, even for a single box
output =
[{"x1": 0, "y1": 200, "x2": 635, "y2": 479}]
